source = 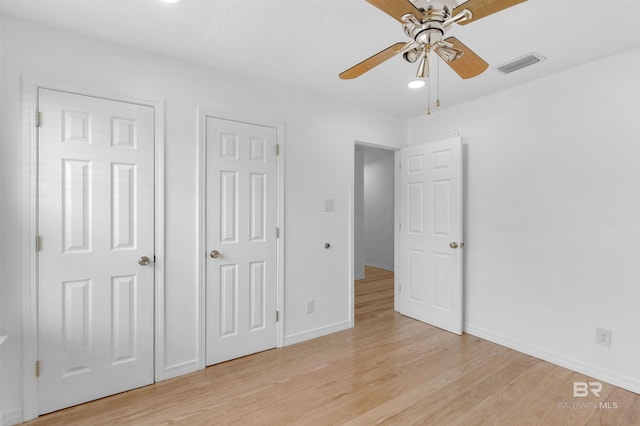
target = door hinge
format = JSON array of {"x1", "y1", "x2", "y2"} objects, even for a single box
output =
[
  {"x1": 276, "y1": 144, "x2": 280, "y2": 156},
  {"x1": 35, "y1": 111, "x2": 41, "y2": 127},
  {"x1": 35, "y1": 360, "x2": 40, "y2": 377},
  {"x1": 276, "y1": 227, "x2": 280, "y2": 238},
  {"x1": 399, "y1": 161, "x2": 401, "y2": 169},
  {"x1": 276, "y1": 310, "x2": 280, "y2": 322},
  {"x1": 35, "y1": 235, "x2": 41, "y2": 252},
  {"x1": 399, "y1": 284, "x2": 402, "y2": 293},
  {"x1": 399, "y1": 223, "x2": 402, "y2": 231}
]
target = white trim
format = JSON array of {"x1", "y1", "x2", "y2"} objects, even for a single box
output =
[
  {"x1": 21, "y1": 76, "x2": 39, "y2": 422},
  {"x1": 393, "y1": 150, "x2": 401, "y2": 312},
  {"x1": 153, "y1": 102, "x2": 166, "y2": 382},
  {"x1": 347, "y1": 141, "x2": 355, "y2": 328},
  {"x1": 465, "y1": 323, "x2": 640, "y2": 395},
  {"x1": 21, "y1": 76, "x2": 165, "y2": 420},
  {"x1": 275, "y1": 124, "x2": 286, "y2": 348},
  {"x1": 2, "y1": 409, "x2": 23, "y2": 426},
  {"x1": 364, "y1": 262, "x2": 394, "y2": 272},
  {"x1": 163, "y1": 359, "x2": 201, "y2": 380},
  {"x1": 197, "y1": 110, "x2": 207, "y2": 371},
  {"x1": 197, "y1": 108, "x2": 286, "y2": 369},
  {"x1": 283, "y1": 320, "x2": 352, "y2": 346}
]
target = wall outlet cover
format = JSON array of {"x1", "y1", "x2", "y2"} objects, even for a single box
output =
[
  {"x1": 305, "y1": 299, "x2": 315, "y2": 314},
  {"x1": 596, "y1": 328, "x2": 612, "y2": 347}
]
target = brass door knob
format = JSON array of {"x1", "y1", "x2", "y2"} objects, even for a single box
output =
[
  {"x1": 210, "y1": 250, "x2": 221, "y2": 258},
  {"x1": 449, "y1": 242, "x2": 458, "y2": 249}
]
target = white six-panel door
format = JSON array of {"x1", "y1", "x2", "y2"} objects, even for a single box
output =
[
  {"x1": 205, "y1": 117, "x2": 278, "y2": 365},
  {"x1": 37, "y1": 89, "x2": 155, "y2": 414},
  {"x1": 399, "y1": 137, "x2": 463, "y2": 335}
]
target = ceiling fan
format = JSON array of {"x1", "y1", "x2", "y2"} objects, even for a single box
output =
[{"x1": 340, "y1": 0, "x2": 527, "y2": 96}]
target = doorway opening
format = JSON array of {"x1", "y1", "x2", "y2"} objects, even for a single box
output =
[
  {"x1": 354, "y1": 144, "x2": 397, "y2": 314},
  {"x1": 352, "y1": 137, "x2": 464, "y2": 333}
]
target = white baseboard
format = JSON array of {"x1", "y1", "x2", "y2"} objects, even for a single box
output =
[
  {"x1": 465, "y1": 323, "x2": 640, "y2": 395},
  {"x1": 2, "y1": 409, "x2": 23, "y2": 426},
  {"x1": 284, "y1": 320, "x2": 353, "y2": 346},
  {"x1": 163, "y1": 359, "x2": 201, "y2": 380},
  {"x1": 365, "y1": 262, "x2": 394, "y2": 272}
]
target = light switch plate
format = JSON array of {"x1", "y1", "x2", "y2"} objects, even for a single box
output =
[{"x1": 324, "y1": 199, "x2": 335, "y2": 212}]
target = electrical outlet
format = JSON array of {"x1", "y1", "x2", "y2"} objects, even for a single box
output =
[
  {"x1": 596, "y1": 328, "x2": 612, "y2": 347},
  {"x1": 305, "y1": 299, "x2": 315, "y2": 314}
]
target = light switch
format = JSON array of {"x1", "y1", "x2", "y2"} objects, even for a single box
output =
[{"x1": 324, "y1": 199, "x2": 335, "y2": 212}]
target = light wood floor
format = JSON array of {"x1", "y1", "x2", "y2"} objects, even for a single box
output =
[{"x1": 29, "y1": 267, "x2": 639, "y2": 425}]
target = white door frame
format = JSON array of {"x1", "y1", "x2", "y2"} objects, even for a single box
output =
[
  {"x1": 349, "y1": 139, "x2": 402, "y2": 321},
  {"x1": 197, "y1": 108, "x2": 285, "y2": 368},
  {"x1": 21, "y1": 77, "x2": 165, "y2": 422}
]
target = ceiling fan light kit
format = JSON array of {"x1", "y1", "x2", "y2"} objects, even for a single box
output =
[
  {"x1": 407, "y1": 79, "x2": 427, "y2": 88},
  {"x1": 340, "y1": 0, "x2": 527, "y2": 115}
]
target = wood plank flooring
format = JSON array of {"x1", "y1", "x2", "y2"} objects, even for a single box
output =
[{"x1": 28, "y1": 267, "x2": 640, "y2": 425}]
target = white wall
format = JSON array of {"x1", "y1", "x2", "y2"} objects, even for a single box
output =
[
  {"x1": 408, "y1": 47, "x2": 640, "y2": 393},
  {"x1": 0, "y1": 15, "x2": 8, "y2": 425},
  {"x1": 364, "y1": 148, "x2": 394, "y2": 271},
  {"x1": 0, "y1": 16, "x2": 405, "y2": 422},
  {"x1": 353, "y1": 147, "x2": 365, "y2": 280},
  {"x1": 0, "y1": 16, "x2": 4, "y2": 330}
]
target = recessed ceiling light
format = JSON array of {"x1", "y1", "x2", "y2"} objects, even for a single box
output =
[
  {"x1": 159, "y1": 0, "x2": 181, "y2": 3},
  {"x1": 407, "y1": 79, "x2": 426, "y2": 89}
]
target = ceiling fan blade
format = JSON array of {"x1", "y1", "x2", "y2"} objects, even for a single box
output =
[
  {"x1": 453, "y1": 0, "x2": 526, "y2": 25},
  {"x1": 339, "y1": 42, "x2": 407, "y2": 79},
  {"x1": 366, "y1": 0, "x2": 424, "y2": 23},
  {"x1": 438, "y1": 37, "x2": 488, "y2": 79}
]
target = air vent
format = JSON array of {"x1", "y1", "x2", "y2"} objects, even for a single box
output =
[{"x1": 497, "y1": 52, "x2": 546, "y2": 74}]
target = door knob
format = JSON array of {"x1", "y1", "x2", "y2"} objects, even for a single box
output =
[
  {"x1": 449, "y1": 242, "x2": 458, "y2": 249},
  {"x1": 210, "y1": 250, "x2": 221, "y2": 258},
  {"x1": 138, "y1": 256, "x2": 151, "y2": 266}
]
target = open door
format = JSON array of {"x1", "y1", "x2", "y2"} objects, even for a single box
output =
[{"x1": 398, "y1": 136, "x2": 463, "y2": 334}]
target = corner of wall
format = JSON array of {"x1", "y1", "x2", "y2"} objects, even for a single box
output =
[{"x1": 2, "y1": 409, "x2": 23, "y2": 426}]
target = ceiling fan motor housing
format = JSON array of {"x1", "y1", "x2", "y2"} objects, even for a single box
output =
[{"x1": 401, "y1": 5, "x2": 451, "y2": 63}]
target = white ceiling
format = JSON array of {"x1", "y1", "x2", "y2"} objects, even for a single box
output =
[{"x1": 2, "y1": 0, "x2": 640, "y2": 118}]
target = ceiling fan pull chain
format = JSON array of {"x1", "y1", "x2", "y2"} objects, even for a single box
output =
[
  {"x1": 426, "y1": 49, "x2": 432, "y2": 116},
  {"x1": 427, "y1": 64, "x2": 432, "y2": 116}
]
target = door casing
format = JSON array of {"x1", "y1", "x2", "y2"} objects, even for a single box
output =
[
  {"x1": 350, "y1": 140, "x2": 402, "y2": 322},
  {"x1": 21, "y1": 77, "x2": 165, "y2": 422},
  {"x1": 197, "y1": 108, "x2": 286, "y2": 369}
]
